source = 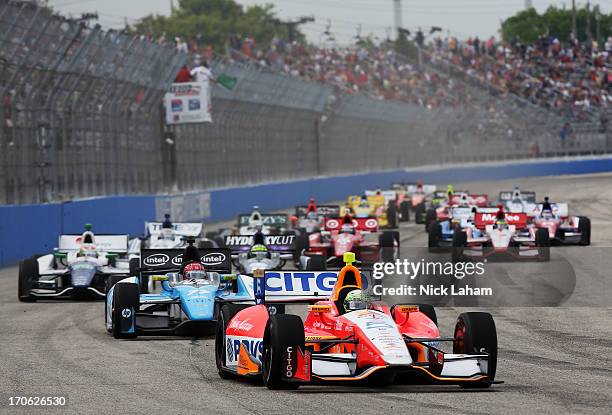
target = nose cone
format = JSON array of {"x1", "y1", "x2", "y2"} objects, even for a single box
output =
[{"x1": 175, "y1": 286, "x2": 217, "y2": 320}]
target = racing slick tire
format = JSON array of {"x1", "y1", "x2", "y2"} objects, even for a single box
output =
[
  {"x1": 453, "y1": 312, "x2": 497, "y2": 388},
  {"x1": 105, "y1": 275, "x2": 127, "y2": 332},
  {"x1": 428, "y1": 223, "x2": 442, "y2": 253},
  {"x1": 294, "y1": 233, "x2": 310, "y2": 262},
  {"x1": 18, "y1": 258, "x2": 39, "y2": 302},
  {"x1": 578, "y1": 216, "x2": 591, "y2": 246},
  {"x1": 414, "y1": 203, "x2": 426, "y2": 224},
  {"x1": 111, "y1": 283, "x2": 139, "y2": 339},
  {"x1": 535, "y1": 228, "x2": 551, "y2": 261},
  {"x1": 399, "y1": 200, "x2": 410, "y2": 222},
  {"x1": 306, "y1": 254, "x2": 327, "y2": 271},
  {"x1": 386, "y1": 202, "x2": 398, "y2": 229},
  {"x1": 215, "y1": 304, "x2": 252, "y2": 379},
  {"x1": 425, "y1": 208, "x2": 436, "y2": 232},
  {"x1": 451, "y1": 230, "x2": 467, "y2": 263},
  {"x1": 128, "y1": 257, "x2": 148, "y2": 294},
  {"x1": 262, "y1": 314, "x2": 304, "y2": 390},
  {"x1": 379, "y1": 231, "x2": 398, "y2": 262}
]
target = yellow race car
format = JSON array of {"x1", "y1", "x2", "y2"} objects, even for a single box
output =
[{"x1": 340, "y1": 193, "x2": 398, "y2": 228}]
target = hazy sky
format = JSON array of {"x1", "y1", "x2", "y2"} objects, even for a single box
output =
[{"x1": 47, "y1": 0, "x2": 612, "y2": 44}]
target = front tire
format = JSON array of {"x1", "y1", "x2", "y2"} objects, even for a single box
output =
[
  {"x1": 386, "y1": 202, "x2": 398, "y2": 229},
  {"x1": 399, "y1": 200, "x2": 410, "y2": 222},
  {"x1": 112, "y1": 283, "x2": 139, "y2": 339},
  {"x1": 18, "y1": 259, "x2": 39, "y2": 302},
  {"x1": 453, "y1": 312, "x2": 497, "y2": 388},
  {"x1": 414, "y1": 203, "x2": 426, "y2": 224},
  {"x1": 428, "y1": 223, "x2": 442, "y2": 252},
  {"x1": 535, "y1": 228, "x2": 550, "y2": 261},
  {"x1": 578, "y1": 216, "x2": 591, "y2": 245},
  {"x1": 262, "y1": 314, "x2": 304, "y2": 390},
  {"x1": 215, "y1": 304, "x2": 252, "y2": 379},
  {"x1": 306, "y1": 254, "x2": 327, "y2": 271}
]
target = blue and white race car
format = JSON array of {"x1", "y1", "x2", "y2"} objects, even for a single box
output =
[{"x1": 105, "y1": 241, "x2": 254, "y2": 339}]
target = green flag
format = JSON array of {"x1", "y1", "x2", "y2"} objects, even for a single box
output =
[{"x1": 217, "y1": 73, "x2": 237, "y2": 90}]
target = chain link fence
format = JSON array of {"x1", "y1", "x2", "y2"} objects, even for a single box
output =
[{"x1": 1, "y1": 0, "x2": 610, "y2": 205}]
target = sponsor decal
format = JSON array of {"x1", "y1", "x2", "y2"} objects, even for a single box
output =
[
  {"x1": 171, "y1": 254, "x2": 183, "y2": 266},
  {"x1": 285, "y1": 346, "x2": 294, "y2": 378},
  {"x1": 326, "y1": 219, "x2": 339, "y2": 229},
  {"x1": 265, "y1": 271, "x2": 339, "y2": 294},
  {"x1": 228, "y1": 318, "x2": 254, "y2": 332},
  {"x1": 121, "y1": 308, "x2": 132, "y2": 318},
  {"x1": 225, "y1": 235, "x2": 295, "y2": 247},
  {"x1": 201, "y1": 252, "x2": 227, "y2": 266},
  {"x1": 365, "y1": 321, "x2": 395, "y2": 330},
  {"x1": 188, "y1": 99, "x2": 201, "y2": 111},
  {"x1": 226, "y1": 336, "x2": 263, "y2": 365},
  {"x1": 171, "y1": 99, "x2": 183, "y2": 112},
  {"x1": 365, "y1": 218, "x2": 378, "y2": 229},
  {"x1": 143, "y1": 253, "x2": 170, "y2": 267}
]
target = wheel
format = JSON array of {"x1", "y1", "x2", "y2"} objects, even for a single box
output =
[
  {"x1": 104, "y1": 275, "x2": 126, "y2": 332},
  {"x1": 379, "y1": 231, "x2": 397, "y2": 262},
  {"x1": 578, "y1": 216, "x2": 590, "y2": 245},
  {"x1": 18, "y1": 259, "x2": 38, "y2": 302},
  {"x1": 414, "y1": 203, "x2": 426, "y2": 224},
  {"x1": 306, "y1": 254, "x2": 327, "y2": 271},
  {"x1": 399, "y1": 200, "x2": 410, "y2": 222},
  {"x1": 215, "y1": 304, "x2": 252, "y2": 379},
  {"x1": 535, "y1": 228, "x2": 550, "y2": 261},
  {"x1": 262, "y1": 314, "x2": 304, "y2": 390},
  {"x1": 428, "y1": 223, "x2": 442, "y2": 252},
  {"x1": 451, "y1": 229, "x2": 467, "y2": 263},
  {"x1": 127, "y1": 257, "x2": 148, "y2": 293},
  {"x1": 112, "y1": 283, "x2": 139, "y2": 339},
  {"x1": 294, "y1": 233, "x2": 309, "y2": 262},
  {"x1": 386, "y1": 202, "x2": 398, "y2": 229},
  {"x1": 453, "y1": 312, "x2": 497, "y2": 387},
  {"x1": 425, "y1": 209, "x2": 436, "y2": 232}
]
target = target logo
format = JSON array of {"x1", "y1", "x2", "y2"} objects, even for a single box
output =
[
  {"x1": 365, "y1": 218, "x2": 378, "y2": 228},
  {"x1": 326, "y1": 219, "x2": 339, "y2": 229}
]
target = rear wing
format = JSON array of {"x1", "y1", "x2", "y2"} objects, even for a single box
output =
[
  {"x1": 528, "y1": 203, "x2": 569, "y2": 218},
  {"x1": 364, "y1": 190, "x2": 397, "y2": 203},
  {"x1": 406, "y1": 184, "x2": 436, "y2": 194},
  {"x1": 254, "y1": 270, "x2": 373, "y2": 304},
  {"x1": 139, "y1": 247, "x2": 232, "y2": 274},
  {"x1": 237, "y1": 213, "x2": 288, "y2": 228},
  {"x1": 499, "y1": 190, "x2": 536, "y2": 203},
  {"x1": 324, "y1": 217, "x2": 379, "y2": 232},
  {"x1": 474, "y1": 212, "x2": 527, "y2": 229},
  {"x1": 294, "y1": 205, "x2": 340, "y2": 218},
  {"x1": 58, "y1": 234, "x2": 128, "y2": 253},
  {"x1": 145, "y1": 222, "x2": 203, "y2": 238},
  {"x1": 223, "y1": 234, "x2": 296, "y2": 253},
  {"x1": 450, "y1": 193, "x2": 489, "y2": 207}
]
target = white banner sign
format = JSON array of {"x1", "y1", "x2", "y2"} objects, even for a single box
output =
[{"x1": 164, "y1": 82, "x2": 212, "y2": 124}]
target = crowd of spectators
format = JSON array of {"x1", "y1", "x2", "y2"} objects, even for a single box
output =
[{"x1": 428, "y1": 34, "x2": 611, "y2": 121}]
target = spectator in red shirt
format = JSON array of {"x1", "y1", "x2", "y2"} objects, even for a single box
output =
[{"x1": 174, "y1": 65, "x2": 192, "y2": 83}]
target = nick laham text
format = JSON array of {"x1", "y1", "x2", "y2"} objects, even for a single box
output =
[{"x1": 373, "y1": 284, "x2": 493, "y2": 296}]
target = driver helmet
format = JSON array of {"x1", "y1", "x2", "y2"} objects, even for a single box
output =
[
  {"x1": 306, "y1": 210, "x2": 318, "y2": 220},
  {"x1": 182, "y1": 262, "x2": 206, "y2": 281},
  {"x1": 249, "y1": 244, "x2": 269, "y2": 259},
  {"x1": 343, "y1": 289, "x2": 369, "y2": 311},
  {"x1": 341, "y1": 224, "x2": 355, "y2": 234}
]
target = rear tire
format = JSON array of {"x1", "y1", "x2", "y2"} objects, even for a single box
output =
[
  {"x1": 215, "y1": 304, "x2": 252, "y2": 379},
  {"x1": 451, "y1": 230, "x2": 467, "y2": 263},
  {"x1": 306, "y1": 254, "x2": 327, "y2": 271},
  {"x1": 386, "y1": 202, "x2": 398, "y2": 229},
  {"x1": 18, "y1": 259, "x2": 38, "y2": 302},
  {"x1": 399, "y1": 201, "x2": 410, "y2": 222},
  {"x1": 425, "y1": 209, "x2": 436, "y2": 232},
  {"x1": 453, "y1": 312, "x2": 497, "y2": 388},
  {"x1": 414, "y1": 203, "x2": 426, "y2": 224},
  {"x1": 428, "y1": 223, "x2": 442, "y2": 252},
  {"x1": 294, "y1": 233, "x2": 310, "y2": 262},
  {"x1": 578, "y1": 216, "x2": 591, "y2": 245},
  {"x1": 262, "y1": 314, "x2": 304, "y2": 390},
  {"x1": 379, "y1": 231, "x2": 397, "y2": 262},
  {"x1": 535, "y1": 228, "x2": 550, "y2": 261}
]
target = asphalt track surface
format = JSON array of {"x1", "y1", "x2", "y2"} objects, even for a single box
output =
[{"x1": 1, "y1": 173, "x2": 611, "y2": 414}]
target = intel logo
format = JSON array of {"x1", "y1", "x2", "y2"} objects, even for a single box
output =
[
  {"x1": 143, "y1": 253, "x2": 169, "y2": 267},
  {"x1": 171, "y1": 254, "x2": 183, "y2": 266},
  {"x1": 201, "y1": 253, "x2": 226, "y2": 266}
]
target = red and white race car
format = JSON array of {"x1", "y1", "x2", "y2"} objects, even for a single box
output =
[
  {"x1": 300, "y1": 214, "x2": 399, "y2": 268},
  {"x1": 528, "y1": 200, "x2": 591, "y2": 245},
  {"x1": 214, "y1": 253, "x2": 499, "y2": 389},
  {"x1": 452, "y1": 208, "x2": 550, "y2": 262}
]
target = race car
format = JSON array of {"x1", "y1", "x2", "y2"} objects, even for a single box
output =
[
  {"x1": 128, "y1": 214, "x2": 205, "y2": 252},
  {"x1": 214, "y1": 252, "x2": 499, "y2": 389},
  {"x1": 425, "y1": 191, "x2": 488, "y2": 233},
  {"x1": 417, "y1": 190, "x2": 450, "y2": 225},
  {"x1": 18, "y1": 224, "x2": 130, "y2": 301},
  {"x1": 499, "y1": 187, "x2": 537, "y2": 213},
  {"x1": 207, "y1": 207, "x2": 291, "y2": 246},
  {"x1": 300, "y1": 214, "x2": 399, "y2": 268},
  {"x1": 342, "y1": 191, "x2": 398, "y2": 229},
  {"x1": 291, "y1": 199, "x2": 340, "y2": 234},
  {"x1": 451, "y1": 208, "x2": 550, "y2": 262},
  {"x1": 105, "y1": 241, "x2": 254, "y2": 338},
  {"x1": 529, "y1": 198, "x2": 590, "y2": 245},
  {"x1": 428, "y1": 206, "x2": 481, "y2": 252},
  {"x1": 224, "y1": 231, "x2": 297, "y2": 274}
]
